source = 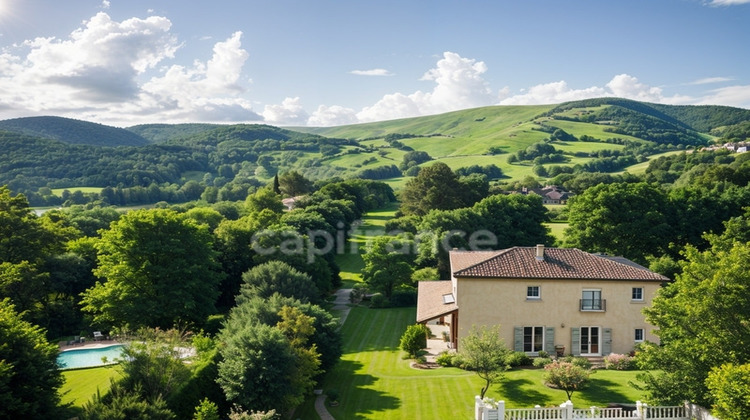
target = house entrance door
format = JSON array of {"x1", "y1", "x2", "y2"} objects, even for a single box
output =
[{"x1": 580, "y1": 326, "x2": 600, "y2": 355}]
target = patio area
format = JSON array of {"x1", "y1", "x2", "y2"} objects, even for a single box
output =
[{"x1": 424, "y1": 320, "x2": 453, "y2": 363}]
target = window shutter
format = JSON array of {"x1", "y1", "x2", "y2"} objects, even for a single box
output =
[
  {"x1": 545, "y1": 327, "x2": 555, "y2": 352},
  {"x1": 571, "y1": 327, "x2": 580, "y2": 356},
  {"x1": 514, "y1": 327, "x2": 523, "y2": 352},
  {"x1": 602, "y1": 328, "x2": 612, "y2": 355}
]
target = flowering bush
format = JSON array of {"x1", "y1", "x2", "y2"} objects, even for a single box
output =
[{"x1": 604, "y1": 353, "x2": 634, "y2": 370}]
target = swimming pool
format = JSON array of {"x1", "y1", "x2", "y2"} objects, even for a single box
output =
[{"x1": 57, "y1": 344, "x2": 125, "y2": 369}]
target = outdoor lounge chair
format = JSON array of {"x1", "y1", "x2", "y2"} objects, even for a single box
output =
[{"x1": 93, "y1": 331, "x2": 103, "y2": 341}]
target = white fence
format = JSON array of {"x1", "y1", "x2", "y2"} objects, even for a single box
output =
[{"x1": 475, "y1": 397, "x2": 690, "y2": 420}]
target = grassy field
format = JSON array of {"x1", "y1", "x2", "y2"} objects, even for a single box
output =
[
  {"x1": 336, "y1": 202, "x2": 399, "y2": 285},
  {"x1": 60, "y1": 365, "x2": 122, "y2": 407},
  {"x1": 51, "y1": 186, "x2": 104, "y2": 196},
  {"x1": 295, "y1": 306, "x2": 647, "y2": 419}
]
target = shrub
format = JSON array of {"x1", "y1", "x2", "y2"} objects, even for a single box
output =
[
  {"x1": 349, "y1": 285, "x2": 367, "y2": 304},
  {"x1": 533, "y1": 357, "x2": 553, "y2": 368},
  {"x1": 505, "y1": 351, "x2": 532, "y2": 367},
  {"x1": 399, "y1": 324, "x2": 430, "y2": 358},
  {"x1": 537, "y1": 350, "x2": 550, "y2": 358},
  {"x1": 369, "y1": 293, "x2": 389, "y2": 308},
  {"x1": 562, "y1": 355, "x2": 592, "y2": 369},
  {"x1": 436, "y1": 351, "x2": 456, "y2": 367},
  {"x1": 325, "y1": 389, "x2": 339, "y2": 404},
  {"x1": 543, "y1": 361, "x2": 591, "y2": 401},
  {"x1": 604, "y1": 353, "x2": 635, "y2": 370}
]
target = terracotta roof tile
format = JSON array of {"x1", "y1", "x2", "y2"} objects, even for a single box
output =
[
  {"x1": 449, "y1": 250, "x2": 502, "y2": 274},
  {"x1": 416, "y1": 281, "x2": 458, "y2": 323},
  {"x1": 453, "y1": 247, "x2": 668, "y2": 282}
]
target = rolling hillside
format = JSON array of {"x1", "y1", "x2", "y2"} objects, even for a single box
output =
[
  {"x1": 0, "y1": 116, "x2": 149, "y2": 146},
  {"x1": 2, "y1": 98, "x2": 749, "y2": 206}
]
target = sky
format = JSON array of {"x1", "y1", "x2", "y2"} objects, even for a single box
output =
[{"x1": 0, "y1": 0, "x2": 749, "y2": 128}]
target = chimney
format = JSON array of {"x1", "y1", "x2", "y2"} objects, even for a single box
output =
[{"x1": 535, "y1": 244, "x2": 545, "y2": 261}]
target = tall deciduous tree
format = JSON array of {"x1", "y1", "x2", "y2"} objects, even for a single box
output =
[
  {"x1": 564, "y1": 182, "x2": 672, "y2": 264},
  {"x1": 361, "y1": 235, "x2": 415, "y2": 298},
  {"x1": 0, "y1": 186, "x2": 56, "y2": 264},
  {"x1": 0, "y1": 298, "x2": 63, "y2": 418},
  {"x1": 81, "y1": 209, "x2": 223, "y2": 329},
  {"x1": 459, "y1": 325, "x2": 510, "y2": 399},
  {"x1": 399, "y1": 162, "x2": 465, "y2": 216},
  {"x1": 278, "y1": 171, "x2": 313, "y2": 197},
  {"x1": 238, "y1": 261, "x2": 320, "y2": 304},
  {"x1": 638, "y1": 223, "x2": 750, "y2": 406}
]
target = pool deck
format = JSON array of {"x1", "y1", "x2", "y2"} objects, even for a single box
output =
[{"x1": 58, "y1": 339, "x2": 121, "y2": 351}]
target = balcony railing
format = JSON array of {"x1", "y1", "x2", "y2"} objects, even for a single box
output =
[{"x1": 580, "y1": 299, "x2": 606, "y2": 311}]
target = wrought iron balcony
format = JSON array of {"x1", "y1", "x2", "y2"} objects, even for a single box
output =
[{"x1": 580, "y1": 299, "x2": 606, "y2": 311}]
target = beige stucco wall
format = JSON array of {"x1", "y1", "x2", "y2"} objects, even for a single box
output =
[{"x1": 455, "y1": 277, "x2": 661, "y2": 355}]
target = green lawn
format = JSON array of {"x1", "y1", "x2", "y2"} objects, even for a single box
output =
[
  {"x1": 295, "y1": 306, "x2": 647, "y2": 419},
  {"x1": 51, "y1": 186, "x2": 104, "y2": 197},
  {"x1": 335, "y1": 202, "x2": 399, "y2": 285},
  {"x1": 61, "y1": 365, "x2": 122, "y2": 407}
]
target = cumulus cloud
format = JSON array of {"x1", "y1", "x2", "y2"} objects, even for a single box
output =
[
  {"x1": 498, "y1": 74, "x2": 693, "y2": 106},
  {"x1": 308, "y1": 104, "x2": 359, "y2": 126},
  {"x1": 499, "y1": 81, "x2": 606, "y2": 105},
  {"x1": 0, "y1": 13, "x2": 261, "y2": 125},
  {"x1": 350, "y1": 68, "x2": 393, "y2": 76},
  {"x1": 357, "y1": 52, "x2": 496, "y2": 122},
  {"x1": 262, "y1": 97, "x2": 310, "y2": 126}
]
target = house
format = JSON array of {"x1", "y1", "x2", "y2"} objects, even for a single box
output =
[
  {"x1": 416, "y1": 245, "x2": 668, "y2": 356},
  {"x1": 525, "y1": 185, "x2": 571, "y2": 205}
]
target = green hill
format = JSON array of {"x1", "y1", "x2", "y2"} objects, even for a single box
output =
[
  {"x1": 0, "y1": 116, "x2": 149, "y2": 146},
  {"x1": 3, "y1": 99, "x2": 749, "y2": 206}
]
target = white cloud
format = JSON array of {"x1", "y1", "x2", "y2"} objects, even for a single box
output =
[
  {"x1": 0, "y1": 13, "x2": 261, "y2": 125},
  {"x1": 101, "y1": 1, "x2": 111, "y2": 9},
  {"x1": 706, "y1": 0, "x2": 750, "y2": 5},
  {"x1": 308, "y1": 104, "x2": 359, "y2": 126},
  {"x1": 499, "y1": 81, "x2": 606, "y2": 105},
  {"x1": 357, "y1": 51, "x2": 496, "y2": 122},
  {"x1": 350, "y1": 68, "x2": 393, "y2": 76},
  {"x1": 498, "y1": 74, "x2": 694, "y2": 106},
  {"x1": 262, "y1": 97, "x2": 310, "y2": 126},
  {"x1": 696, "y1": 84, "x2": 750, "y2": 108},
  {"x1": 688, "y1": 76, "x2": 733, "y2": 85}
]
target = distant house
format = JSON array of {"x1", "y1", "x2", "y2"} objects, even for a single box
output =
[
  {"x1": 416, "y1": 246, "x2": 668, "y2": 356},
  {"x1": 281, "y1": 195, "x2": 303, "y2": 211},
  {"x1": 524, "y1": 185, "x2": 571, "y2": 205}
]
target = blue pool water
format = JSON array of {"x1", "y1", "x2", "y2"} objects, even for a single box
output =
[{"x1": 57, "y1": 344, "x2": 125, "y2": 369}]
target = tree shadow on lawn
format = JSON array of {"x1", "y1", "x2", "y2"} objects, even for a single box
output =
[
  {"x1": 326, "y1": 359, "x2": 401, "y2": 419},
  {"x1": 497, "y1": 377, "x2": 555, "y2": 407},
  {"x1": 580, "y1": 376, "x2": 635, "y2": 405}
]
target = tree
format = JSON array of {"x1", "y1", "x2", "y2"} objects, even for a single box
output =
[
  {"x1": 639, "y1": 237, "x2": 750, "y2": 406},
  {"x1": 118, "y1": 328, "x2": 193, "y2": 402},
  {"x1": 399, "y1": 162, "x2": 466, "y2": 216},
  {"x1": 245, "y1": 187, "x2": 284, "y2": 214},
  {"x1": 706, "y1": 363, "x2": 750, "y2": 420},
  {"x1": 459, "y1": 325, "x2": 510, "y2": 398},
  {"x1": 275, "y1": 306, "x2": 321, "y2": 407},
  {"x1": 192, "y1": 398, "x2": 220, "y2": 420},
  {"x1": 399, "y1": 324, "x2": 430, "y2": 358},
  {"x1": 238, "y1": 261, "x2": 320, "y2": 304},
  {"x1": 543, "y1": 361, "x2": 590, "y2": 401},
  {"x1": 278, "y1": 171, "x2": 313, "y2": 197},
  {"x1": 361, "y1": 235, "x2": 415, "y2": 298},
  {"x1": 224, "y1": 294, "x2": 341, "y2": 371},
  {"x1": 81, "y1": 381, "x2": 175, "y2": 420},
  {"x1": 81, "y1": 209, "x2": 223, "y2": 329},
  {"x1": 217, "y1": 323, "x2": 297, "y2": 413},
  {"x1": 564, "y1": 182, "x2": 672, "y2": 264},
  {"x1": 0, "y1": 298, "x2": 63, "y2": 418},
  {"x1": 0, "y1": 186, "x2": 57, "y2": 264}
]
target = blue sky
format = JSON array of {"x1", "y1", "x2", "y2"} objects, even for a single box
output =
[{"x1": 0, "y1": 0, "x2": 749, "y2": 127}]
